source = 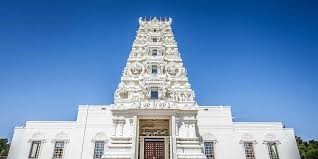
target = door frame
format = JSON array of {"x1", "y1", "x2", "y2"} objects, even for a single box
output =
[
  {"x1": 137, "y1": 116, "x2": 172, "y2": 159},
  {"x1": 144, "y1": 138, "x2": 165, "y2": 159},
  {"x1": 139, "y1": 136, "x2": 170, "y2": 159}
]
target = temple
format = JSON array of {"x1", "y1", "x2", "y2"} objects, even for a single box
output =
[{"x1": 8, "y1": 17, "x2": 300, "y2": 159}]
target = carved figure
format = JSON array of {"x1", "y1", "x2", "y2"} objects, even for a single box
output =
[{"x1": 129, "y1": 62, "x2": 144, "y2": 76}]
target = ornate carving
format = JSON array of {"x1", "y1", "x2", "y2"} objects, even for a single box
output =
[
  {"x1": 114, "y1": 17, "x2": 197, "y2": 109},
  {"x1": 129, "y1": 62, "x2": 144, "y2": 76},
  {"x1": 129, "y1": 91, "x2": 144, "y2": 101},
  {"x1": 166, "y1": 62, "x2": 181, "y2": 77},
  {"x1": 141, "y1": 129, "x2": 168, "y2": 136},
  {"x1": 139, "y1": 119, "x2": 169, "y2": 136}
]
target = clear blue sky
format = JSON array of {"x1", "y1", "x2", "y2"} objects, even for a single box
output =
[{"x1": 0, "y1": 0, "x2": 317, "y2": 140}]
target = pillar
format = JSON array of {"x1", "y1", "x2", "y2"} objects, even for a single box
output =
[
  {"x1": 119, "y1": 120, "x2": 124, "y2": 136},
  {"x1": 171, "y1": 115, "x2": 177, "y2": 159},
  {"x1": 190, "y1": 121, "x2": 196, "y2": 137},
  {"x1": 132, "y1": 116, "x2": 137, "y2": 159},
  {"x1": 112, "y1": 120, "x2": 117, "y2": 136},
  {"x1": 185, "y1": 121, "x2": 190, "y2": 137},
  {"x1": 139, "y1": 137, "x2": 144, "y2": 159},
  {"x1": 175, "y1": 118, "x2": 179, "y2": 137}
]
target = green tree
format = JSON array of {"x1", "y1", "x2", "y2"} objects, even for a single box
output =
[
  {"x1": 297, "y1": 136, "x2": 318, "y2": 159},
  {"x1": 0, "y1": 138, "x2": 10, "y2": 156}
]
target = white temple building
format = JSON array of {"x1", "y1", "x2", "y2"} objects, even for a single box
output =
[{"x1": 8, "y1": 17, "x2": 301, "y2": 159}]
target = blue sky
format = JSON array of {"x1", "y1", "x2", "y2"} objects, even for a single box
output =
[{"x1": 0, "y1": 0, "x2": 317, "y2": 140}]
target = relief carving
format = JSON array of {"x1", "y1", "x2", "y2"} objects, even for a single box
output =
[{"x1": 129, "y1": 62, "x2": 144, "y2": 76}]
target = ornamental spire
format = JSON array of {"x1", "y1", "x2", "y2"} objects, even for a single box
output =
[{"x1": 113, "y1": 17, "x2": 196, "y2": 110}]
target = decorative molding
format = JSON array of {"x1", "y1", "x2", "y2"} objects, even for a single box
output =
[
  {"x1": 202, "y1": 132, "x2": 218, "y2": 143},
  {"x1": 239, "y1": 133, "x2": 257, "y2": 144},
  {"x1": 51, "y1": 131, "x2": 70, "y2": 143},
  {"x1": 91, "y1": 132, "x2": 109, "y2": 142},
  {"x1": 28, "y1": 132, "x2": 46, "y2": 143},
  {"x1": 262, "y1": 133, "x2": 280, "y2": 144}
]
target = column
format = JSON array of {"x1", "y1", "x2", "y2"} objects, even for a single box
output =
[
  {"x1": 190, "y1": 121, "x2": 196, "y2": 137},
  {"x1": 165, "y1": 137, "x2": 170, "y2": 159},
  {"x1": 119, "y1": 120, "x2": 124, "y2": 136},
  {"x1": 171, "y1": 115, "x2": 177, "y2": 159},
  {"x1": 129, "y1": 118, "x2": 134, "y2": 136},
  {"x1": 170, "y1": 136, "x2": 173, "y2": 159},
  {"x1": 185, "y1": 121, "x2": 189, "y2": 137},
  {"x1": 112, "y1": 120, "x2": 117, "y2": 136},
  {"x1": 175, "y1": 119, "x2": 179, "y2": 137},
  {"x1": 131, "y1": 116, "x2": 137, "y2": 159},
  {"x1": 139, "y1": 137, "x2": 144, "y2": 159}
]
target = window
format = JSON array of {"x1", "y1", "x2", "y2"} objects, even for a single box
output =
[
  {"x1": 93, "y1": 141, "x2": 105, "y2": 158},
  {"x1": 150, "y1": 88, "x2": 159, "y2": 100},
  {"x1": 151, "y1": 65, "x2": 158, "y2": 74},
  {"x1": 121, "y1": 91, "x2": 128, "y2": 99},
  {"x1": 244, "y1": 142, "x2": 255, "y2": 159},
  {"x1": 29, "y1": 141, "x2": 41, "y2": 158},
  {"x1": 204, "y1": 142, "x2": 215, "y2": 159},
  {"x1": 152, "y1": 37, "x2": 158, "y2": 42},
  {"x1": 53, "y1": 141, "x2": 65, "y2": 159},
  {"x1": 152, "y1": 49, "x2": 158, "y2": 56},
  {"x1": 268, "y1": 142, "x2": 279, "y2": 159}
]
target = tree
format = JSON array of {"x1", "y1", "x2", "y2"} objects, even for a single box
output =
[
  {"x1": 0, "y1": 138, "x2": 10, "y2": 156},
  {"x1": 296, "y1": 136, "x2": 318, "y2": 159}
]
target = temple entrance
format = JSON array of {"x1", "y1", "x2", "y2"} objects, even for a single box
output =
[
  {"x1": 139, "y1": 119, "x2": 169, "y2": 137},
  {"x1": 138, "y1": 119, "x2": 170, "y2": 159},
  {"x1": 144, "y1": 138, "x2": 165, "y2": 159}
]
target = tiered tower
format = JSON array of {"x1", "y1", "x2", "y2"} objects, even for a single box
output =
[
  {"x1": 104, "y1": 17, "x2": 205, "y2": 159},
  {"x1": 113, "y1": 17, "x2": 196, "y2": 110}
]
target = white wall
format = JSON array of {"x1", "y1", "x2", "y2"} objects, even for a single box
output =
[
  {"x1": 8, "y1": 105, "x2": 114, "y2": 159},
  {"x1": 197, "y1": 106, "x2": 301, "y2": 159},
  {"x1": 8, "y1": 105, "x2": 301, "y2": 159}
]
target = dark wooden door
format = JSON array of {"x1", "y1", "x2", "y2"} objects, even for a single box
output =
[{"x1": 144, "y1": 140, "x2": 165, "y2": 159}]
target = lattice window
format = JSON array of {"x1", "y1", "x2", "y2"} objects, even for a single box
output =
[
  {"x1": 121, "y1": 91, "x2": 128, "y2": 99},
  {"x1": 152, "y1": 49, "x2": 158, "y2": 56},
  {"x1": 268, "y1": 142, "x2": 279, "y2": 159},
  {"x1": 152, "y1": 65, "x2": 158, "y2": 74},
  {"x1": 151, "y1": 88, "x2": 159, "y2": 100},
  {"x1": 152, "y1": 37, "x2": 158, "y2": 42},
  {"x1": 53, "y1": 141, "x2": 65, "y2": 159},
  {"x1": 244, "y1": 142, "x2": 255, "y2": 159},
  {"x1": 204, "y1": 142, "x2": 215, "y2": 159},
  {"x1": 29, "y1": 141, "x2": 41, "y2": 158},
  {"x1": 93, "y1": 141, "x2": 105, "y2": 158}
]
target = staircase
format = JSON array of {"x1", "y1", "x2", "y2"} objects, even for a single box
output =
[
  {"x1": 176, "y1": 137, "x2": 206, "y2": 159},
  {"x1": 102, "y1": 137, "x2": 132, "y2": 159}
]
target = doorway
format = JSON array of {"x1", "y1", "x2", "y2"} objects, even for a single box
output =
[
  {"x1": 138, "y1": 119, "x2": 170, "y2": 159},
  {"x1": 144, "y1": 138, "x2": 165, "y2": 159}
]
